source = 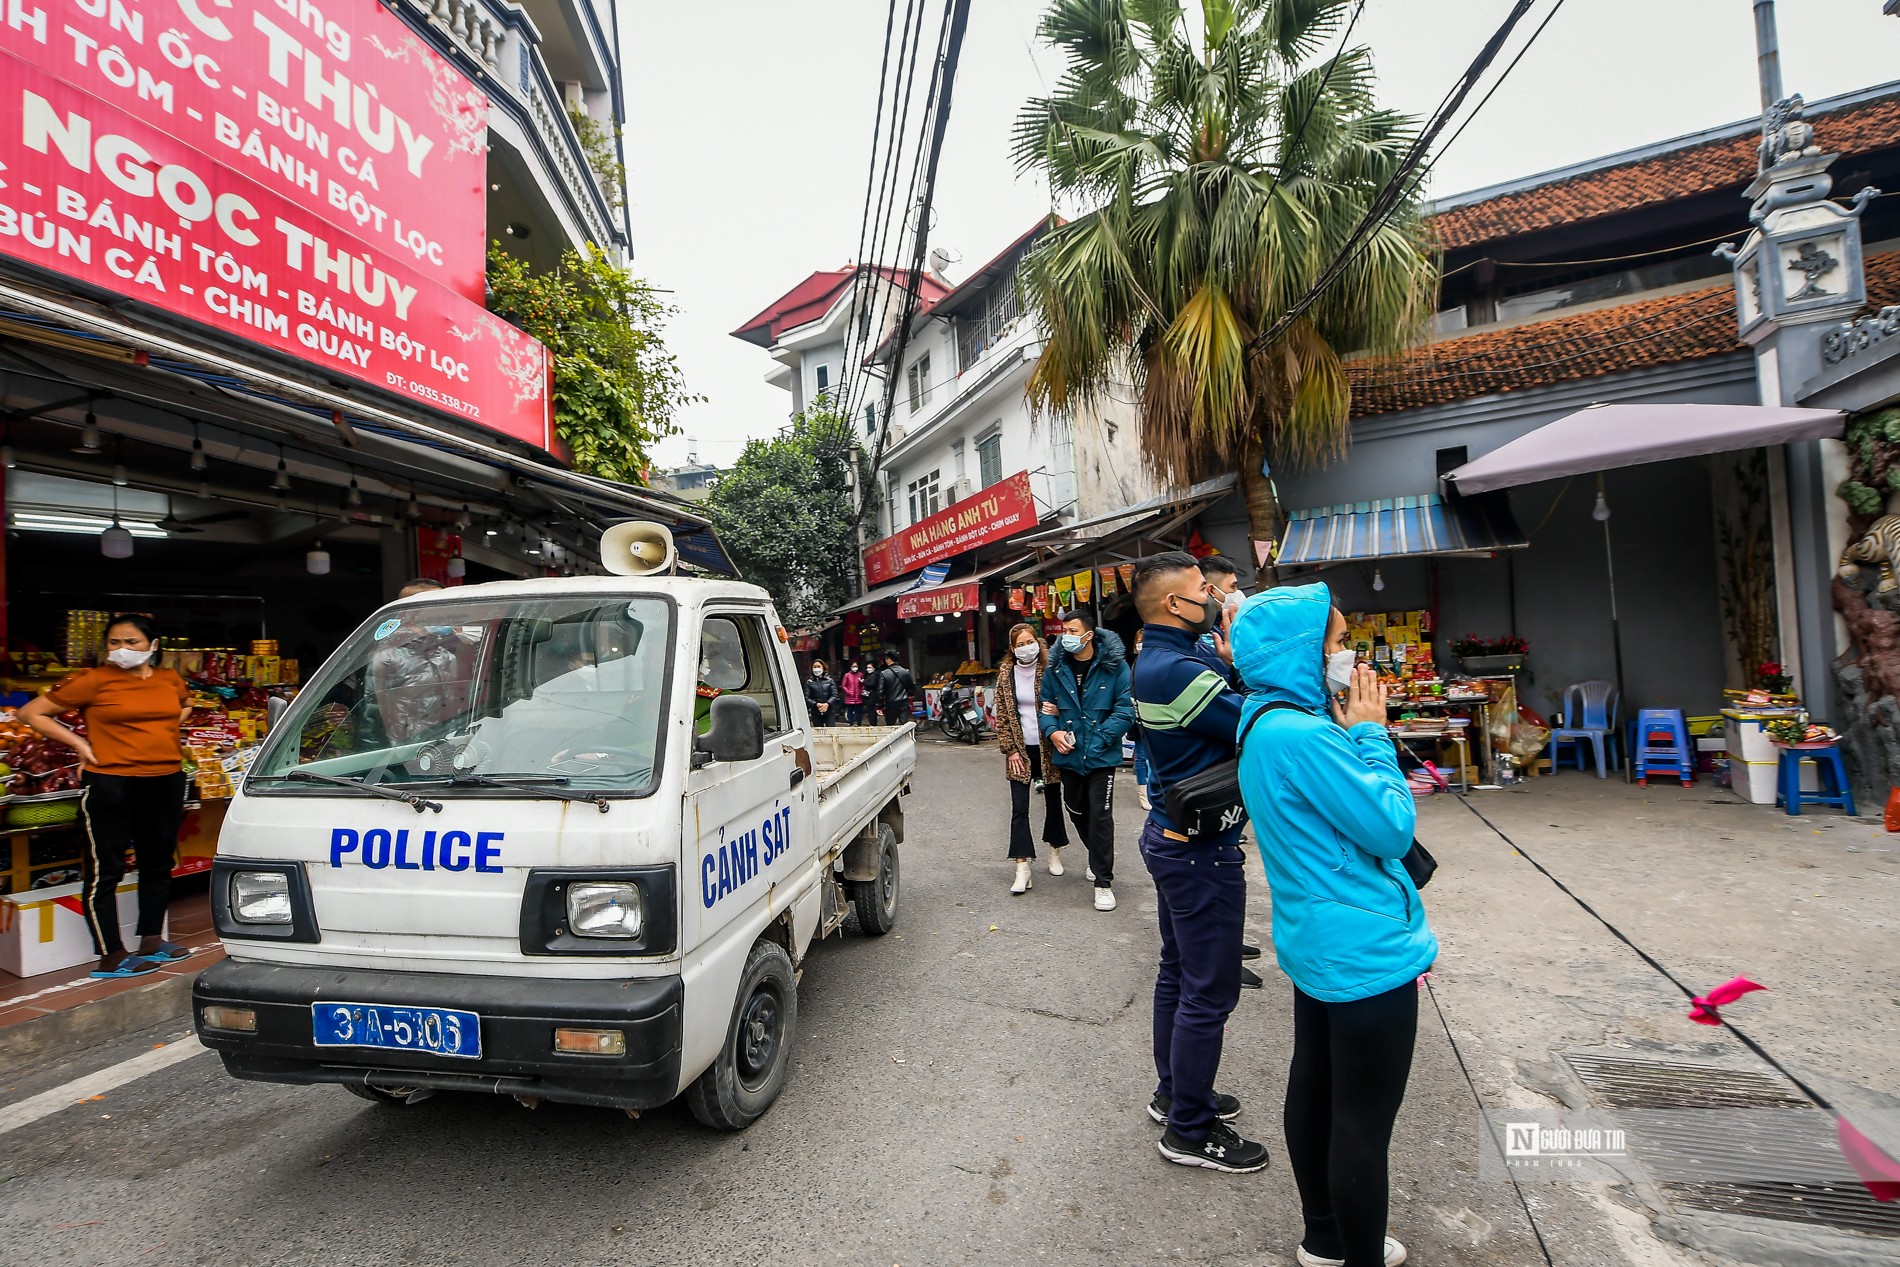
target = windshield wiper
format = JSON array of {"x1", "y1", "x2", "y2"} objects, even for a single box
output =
[
  {"x1": 408, "y1": 772, "x2": 613, "y2": 814},
  {"x1": 277, "y1": 769, "x2": 444, "y2": 814}
]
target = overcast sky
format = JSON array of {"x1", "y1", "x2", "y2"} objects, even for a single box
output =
[{"x1": 619, "y1": 0, "x2": 1900, "y2": 470}]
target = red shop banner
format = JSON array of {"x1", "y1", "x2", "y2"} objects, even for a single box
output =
[
  {"x1": 864, "y1": 470, "x2": 1036, "y2": 586},
  {"x1": 0, "y1": 0, "x2": 490, "y2": 301},
  {"x1": 0, "y1": 60, "x2": 552, "y2": 448},
  {"x1": 896, "y1": 582, "x2": 978, "y2": 621}
]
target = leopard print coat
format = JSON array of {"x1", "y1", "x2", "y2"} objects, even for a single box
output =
[{"x1": 993, "y1": 656, "x2": 1055, "y2": 784}]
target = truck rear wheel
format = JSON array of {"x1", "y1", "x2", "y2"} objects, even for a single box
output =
[
  {"x1": 686, "y1": 938, "x2": 797, "y2": 1131},
  {"x1": 851, "y1": 822, "x2": 900, "y2": 936}
]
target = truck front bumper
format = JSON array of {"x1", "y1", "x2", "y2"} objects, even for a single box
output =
[{"x1": 193, "y1": 959, "x2": 683, "y2": 1111}]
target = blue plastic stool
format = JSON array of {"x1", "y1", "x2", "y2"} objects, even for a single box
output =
[
  {"x1": 1634, "y1": 709, "x2": 1694, "y2": 786},
  {"x1": 1775, "y1": 745, "x2": 1857, "y2": 816}
]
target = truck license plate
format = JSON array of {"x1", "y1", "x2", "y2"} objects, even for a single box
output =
[{"x1": 311, "y1": 1002, "x2": 481, "y2": 1059}]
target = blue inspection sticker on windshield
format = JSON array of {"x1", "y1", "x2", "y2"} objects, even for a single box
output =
[{"x1": 373, "y1": 618, "x2": 401, "y2": 640}]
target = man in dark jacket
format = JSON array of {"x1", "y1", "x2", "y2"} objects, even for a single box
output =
[
  {"x1": 803, "y1": 659, "x2": 839, "y2": 727},
  {"x1": 878, "y1": 652, "x2": 915, "y2": 726},
  {"x1": 1129, "y1": 552, "x2": 1269, "y2": 1175},
  {"x1": 1043, "y1": 609, "x2": 1134, "y2": 911}
]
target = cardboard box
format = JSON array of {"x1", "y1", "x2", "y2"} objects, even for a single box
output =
[{"x1": 0, "y1": 877, "x2": 160, "y2": 978}]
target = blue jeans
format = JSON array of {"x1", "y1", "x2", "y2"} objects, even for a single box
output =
[{"x1": 1140, "y1": 820, "x2": 1246, "y2": 1140}]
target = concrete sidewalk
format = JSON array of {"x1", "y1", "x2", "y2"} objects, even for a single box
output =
[{"x1": 1413, "y1": 774, "x2": 1900, "y2": 1265}]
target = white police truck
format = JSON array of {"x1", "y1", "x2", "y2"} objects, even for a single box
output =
[{"x1": 193, "y1": 524, "x2": 916, "y2": 1129}]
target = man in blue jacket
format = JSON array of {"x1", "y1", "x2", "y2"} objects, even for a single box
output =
[
  {"x1": 1129, "y1": 552, "x2": 1270, "y2": 1175},
  {"x1": 1043, "y1": 609, "x2": 1134, "y2": 912}
]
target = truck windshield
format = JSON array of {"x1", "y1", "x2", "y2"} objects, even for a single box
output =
[{"x1": 249, "y1": 594, "x2": 671, "y2": 797}]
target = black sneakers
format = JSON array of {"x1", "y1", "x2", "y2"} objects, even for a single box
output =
[
  {"x1": 1239, "y1": 965, "x2": 1264, "y2": 989},
  {"x1": 1240, "y1": 942, "x2": 1263, "y2": 961},
  {"x1": 1147, "y1": 1090, "x2": 1241, "y2": 1124},
  {"x1": 1157, "y1": 1121, "x2": 1271, "y2": 1173}
]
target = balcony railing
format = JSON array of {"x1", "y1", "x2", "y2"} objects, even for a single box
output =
[{"x1": 395, "y1": 0, "x2": 623, "y2": 252}]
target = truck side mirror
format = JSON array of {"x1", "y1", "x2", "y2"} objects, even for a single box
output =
[{"x1": 695, "y1": 694, "x2": 765, "y2": 764}]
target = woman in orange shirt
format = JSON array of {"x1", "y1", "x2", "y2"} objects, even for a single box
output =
[{"x1": 21, "y1": 614, "x2": 193, "y2": 978}]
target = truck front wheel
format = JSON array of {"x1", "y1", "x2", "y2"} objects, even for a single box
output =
[
  {"x1": 851, "y1": 822, "x2": 900, "y2": 936},
  {"x1": 687, "y1": 938, "x2": 798, "y2": 1131}
]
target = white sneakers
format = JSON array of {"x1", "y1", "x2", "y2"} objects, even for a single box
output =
[
  {"x1": 1011, "y1": 861, "x2": 1032, "y2": 895},
  {"x1": 1085, "y1": 865, "x2": 1095, "y2": 882},
  {"x1": 1295, "y1": 1237, "x2": 1406, "y2": 1267},
  {"x1": 1093, "y1": 887, "x2": 1117, "y2": 912},
  {"x1": 1047, "y1": 847, "x2": 1064, "y2": 876}
]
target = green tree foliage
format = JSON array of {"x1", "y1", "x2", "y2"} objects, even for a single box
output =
[
  {"x1": 487, "y1": 243, "x2": 696, "y2": 482},
  {"x1": 704, "y1": 410, "x2": 869, "y2": 625},
  {"x1": 567, "y1": 108, "x2": 626, "y2": 213},
  {"x1": 1013, "y1": 0, "x2": 1438, "y2": 540}
]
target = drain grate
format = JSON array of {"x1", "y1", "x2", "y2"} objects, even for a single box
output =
[
  {"x1": 1566, "y1": 1054, "x2": 1808, "y2": 1110},
  {"x1": 1663, "y1": 1180, "x2": 1900, "y2": 1239},
  {"x1": 1566, "y1": 1053, "x2": 1900, "y2": 1240}
]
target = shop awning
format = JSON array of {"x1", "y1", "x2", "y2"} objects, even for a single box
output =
[
  {"x1": 1277, "y1": 492, "x2": 1526, "y2": 566},
  {"x1": 1442, "y1": 402, "x2": 1847, "y2": 494},
  {"x1": 1006, "y1": 475, "x2": 1238, "y2": 581},
  {"x1": 831, "y1": 553, "x2": 1032, "y2": 617}
]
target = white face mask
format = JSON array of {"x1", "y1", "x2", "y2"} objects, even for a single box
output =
[
  {"x1": 1012, "y1": 643, "x2": 1039, "y2": 664},
  {"x1": 107, "y1": 646, "x2": 153, "y2": 670},
  {"x1": 1325, "y1": 649, "x2": 1357, "y2": 696}
]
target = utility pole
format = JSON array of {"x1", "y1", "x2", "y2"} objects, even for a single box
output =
[{"x1": 1716, "y1": 0, "x2": 1878, "y2": 722}]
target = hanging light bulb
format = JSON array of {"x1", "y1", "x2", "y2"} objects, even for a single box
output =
[
  {"x1": 1372, "y1": 568, "x2": 1385, "y2": 593},
  {"x1": 271, "y1": 445, "x2": 290, "y2": 491},
  {"x1": 1592, "y1": 490, "x2": 1612, "y2": 522},
  {"x1": 455, "y1": 504, "x2": 471, "y2": 530},
  {"x1": 190, "y1": 426, "x2": 208, "y2": 471},
  {"x1": 406, "y1": 488, "x2": 421, "y2": 519},
  {"x1": 100, "y1": 483, "x2": 133, "y2": 557},
  {"x1": 112, "y1": 462, "x2": 128, "y2": 487},
  {"x1": 346, "y1": 475, "x2": 363, "y2": 508},
  {"x1": 196, "y1": 474, "x2": 210, "y2": 499},
  {"x1": 75, "y1": 410, "x2": 101, "y2": 453},
  {"x1": 445, "y1": 555, "x2": 466, "y2": 579},
  {"x1": 100, "y1": 520, "x2": 134, "y2": 558},
  {"x1": 306, "y1": 540, "x2": 331, "y2": 575}
]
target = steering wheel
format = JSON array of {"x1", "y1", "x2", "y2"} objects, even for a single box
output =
[{"x1": 546, "y1": 745, "x2": 651, "y2": 778}]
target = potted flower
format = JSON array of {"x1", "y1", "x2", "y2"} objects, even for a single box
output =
[
  {"x1": 1453, "y1": 634, "x2": 1530, "y2": 675},
  {"x1": 1756, "y1": 661, "x2": 1792, "y2": 695}
]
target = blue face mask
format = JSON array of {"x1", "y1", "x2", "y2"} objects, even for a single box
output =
[{"x1": 1059, "y1": 633, "x2": 1085, "y2": 654}]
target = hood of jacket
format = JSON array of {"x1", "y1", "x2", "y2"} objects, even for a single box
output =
[
  {"x1": 1232, "y1": 582, "x2": 1332, "y2": 713},
  {"x1": 1048, "y1": 626, "x2": 1126, "y2": 674}
]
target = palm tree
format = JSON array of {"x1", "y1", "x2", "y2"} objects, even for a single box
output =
[{"x1": 1013, "y1": 0, "x2": 1439, "y2": 550}]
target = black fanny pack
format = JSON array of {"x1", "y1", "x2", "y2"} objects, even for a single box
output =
[
  {"x1": 1162, "y1": 701, "x2": 1438, "y2": 889},
  {"x1": 1161, "y1": 704, "x2": 1281, "y2": 838}
]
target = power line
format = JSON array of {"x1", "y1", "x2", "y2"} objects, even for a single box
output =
[
  {"x1": 1274, "y1": 0, "x2": 1368, "y2": 178},
  {"x1": 856, "y1": 0, "x2": 973, "y2": 531},
  {"x1": 838, "y1": 0, "x2": 902, "y2": 422},
  {"x1": 1246, "y1": 0, "x2": 1545, "y2": 357},
  {"x1": 844, "y1": 0, "x2": 932, "y2": 424}
]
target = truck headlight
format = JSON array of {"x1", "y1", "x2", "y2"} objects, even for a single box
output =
[
  {"x1": 231, "y1": 870, "x2": 292, "y2": 924},
  {"x1": 566, "y1": 882, "x2": 642, "y2": 939}
]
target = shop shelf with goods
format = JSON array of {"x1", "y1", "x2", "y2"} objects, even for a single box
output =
[{"x1": 1720, "y1": 688, "x2": 1817, "y2": 806}]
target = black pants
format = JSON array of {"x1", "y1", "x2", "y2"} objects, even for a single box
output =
[
  {"x1": 1006, "y1": 745, "x2": 1070, "y2": 859},
  {"x1": 80, "y1": 770, "x2": 186, "y2": 958},
  {"x1": 883, "y1": 701, "x2": 910, "y2": 725},
  {"x1": 1057, "y1": 767, "x2": 1115, "y2": 886},
  {"x1": 1284, "y1": 982, "x2": 1419, "y2": 1266}
]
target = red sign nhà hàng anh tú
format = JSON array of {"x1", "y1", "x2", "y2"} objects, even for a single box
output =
[{"x1": 864, "y1": 470, "x2": 1037, "y2": 586}]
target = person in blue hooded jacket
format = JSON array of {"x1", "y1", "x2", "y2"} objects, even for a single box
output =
[
  {"x1": 1231, "y1": 581, "x2": 1437, "y2": 1267},
  {"x1": 1040, "y1": 608, "x2": 1133, "y2": 911}
]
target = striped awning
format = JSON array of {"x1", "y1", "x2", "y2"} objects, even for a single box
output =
[{"x1": 1277, "y1": 492, "x2": 1526, "y2": 566}]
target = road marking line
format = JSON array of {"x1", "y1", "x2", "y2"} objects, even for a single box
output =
[{"x1": 0, "y1": 1036, "x2": 208, "y2": 1137}]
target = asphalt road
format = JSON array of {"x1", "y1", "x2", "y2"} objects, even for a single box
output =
[{"x1": 0, "y1": 741, "x2": 1691, "y2": 1267}]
